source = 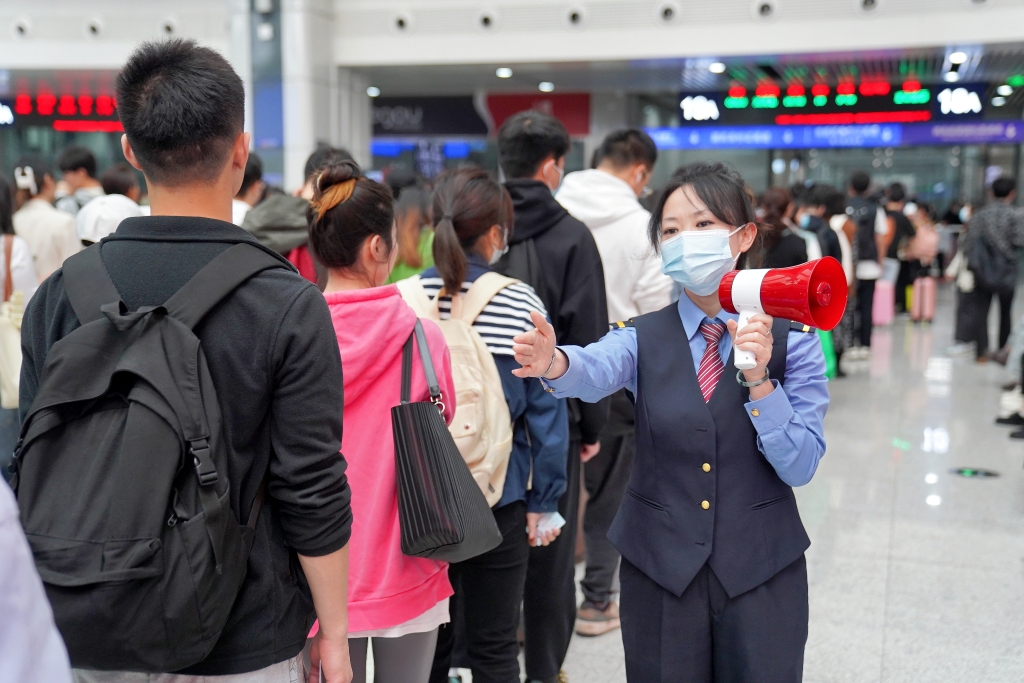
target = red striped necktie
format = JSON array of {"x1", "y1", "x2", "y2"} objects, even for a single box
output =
[{"x1": 697, "y1": 320, "x2": 728, "y2": 403}]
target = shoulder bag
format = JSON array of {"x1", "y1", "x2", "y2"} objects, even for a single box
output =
[{"x1": 393, "y1": 320, "x2": 503, "y2": 563}]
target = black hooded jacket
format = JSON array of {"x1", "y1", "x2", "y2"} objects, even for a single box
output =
[{"x1": 501, "y1": 179, "x2": 609, "y2": 444}]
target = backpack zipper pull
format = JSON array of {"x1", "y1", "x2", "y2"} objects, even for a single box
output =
[{"x1": 166, "y1": 512, "x2": 178, "y2": 527}]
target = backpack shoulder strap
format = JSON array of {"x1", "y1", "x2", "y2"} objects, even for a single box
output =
[
  {"x1": 458, "y1": 272, "x2": 519, "y2": 324},
  {"x1": 395, "y1": 276, "x2": 441, "y2": 321},
  {"x1": 61, "y1": 244, "x2": 123, "y2": 325},
  {"x1": 163, "y1": 243, "x2": 291, "y2": 329}
]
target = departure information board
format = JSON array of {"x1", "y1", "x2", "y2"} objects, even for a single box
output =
[{"x1": 678, "y1": 82, "x2": 987, "y2": 126}]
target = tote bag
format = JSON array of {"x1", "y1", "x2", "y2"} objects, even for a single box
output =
[{"x1": 392, "y1": 320, "x2": 503, "y2": 563}]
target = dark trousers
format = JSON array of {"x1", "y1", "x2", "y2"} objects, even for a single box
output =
[
  {"x1": 430, "y1": 501, "x2": 528, "y2": 683},
  {"x1": 581, "y1": 392, "x2": 635, "y2": 605},
  {"x1": 855, "y1": 279, "x2": 876, "y2": 347},
  {"x1": 974, "y1": 286, "x2": 1015, "y2": 355},
  {"x1": 523, "y1": 439, "x2": 581, "y2": 681},
  {"x1": 0, "y1": 408, "x2": 18, "y2": 484},
  {"x1": 620, "y1": 556, "x2": 808, "y2": 683}
]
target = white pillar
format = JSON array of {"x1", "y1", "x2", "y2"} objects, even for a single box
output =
[
  {"x1": 280, "y1": 0, "x2": 334, "y2": 191},
  {"x1": 337, "y1": 68, "x2": 372, "y2": 168},
  {"x1": 586, "y1": 91, "x2": 628, "y2": 166},
  {"x1": 226, "y1": 0, "x2": 254, "y2": 142}
]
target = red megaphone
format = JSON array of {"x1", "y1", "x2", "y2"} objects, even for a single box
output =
[{"x1": 719, "y1": 257, "x2": 848, "y2": 370}]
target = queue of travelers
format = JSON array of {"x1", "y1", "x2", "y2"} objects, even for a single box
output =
[{"x1": 10, "y1": 33, "x2": 1022, "y2": 683}]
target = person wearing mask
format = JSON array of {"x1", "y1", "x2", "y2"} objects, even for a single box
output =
[
  {"x1": 21, "y1": 39, "x2": 353, "y2": 682},
  {"x1": 12, "y1": 156, "x2": 82, "y2": 282},
  {"x1": 794, "y1": 185, "x2": 843, "y2": 264},
  {"x1": 554, "y1": 128, "x2": 672, "y2": 638},
  {"x1": 0, "y1": 174, "x2": 38, "y2": 480},
  {"x1": 242, "y1": 145, "x2": 354, "y2": 283},
  {"x1": 386, "y1": 168, "x2": 434, "y2": 283},
  {"x1": 883, "y1": 183, "x2": 917, "y2": 313},
  {"x1": 847, "y1": 170, "x2": 888, "y2": 359},
  {"x1": 496, "y1": 110, "x2": 609, "y2": 683},
  {"x1": 233, "y1": 153, "x2": 264, "y2": 226},
  {"x1": 423, "y1": 168, "x2": 568, "y2": 683},
  {"x1": 824, "y1": 187, "x2": 857, "y2": 377},
  {"x1": 54, "y1": 145, "x2": 105, "y2": 216},
  {"x1": 311, "y1": 158, "x2": 456, "y2": 683},
  {"x1": 759, "y1": 188, "x2": 807, "y2": 269},
  {"x1": 786, "y1": 184, "x2": 822, "y2": 262},
  {"x1": 511, "y1": 161, "x2": 828, "y2": 683},
  {"x1": 962, "y1": 176, "x2": 1024, "y2": 361}
]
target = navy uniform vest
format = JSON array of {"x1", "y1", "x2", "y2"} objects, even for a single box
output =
[{"x1": 607, "y1": 304, "x2": 811, "y2": 598}]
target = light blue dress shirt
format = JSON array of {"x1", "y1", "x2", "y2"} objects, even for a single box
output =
[{"x1": 544, "y1": 294, "x2": 829, "y2": 487}]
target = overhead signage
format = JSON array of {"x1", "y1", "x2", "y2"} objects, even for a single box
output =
[
  {"x1": 373, "y1": 96, "x2": 488, "y2": 137},
  {"x1": 3, "y1": 93, "x2": 122, "y2": 132},
  {"x1": 679, "y1": 81, "x2": 986, "y2": 127},
  {"x1": 647, "y1": 120, "x2": 1024, "y2": 150},
  {"x1": 486, "y1": 93, "x2": 590, "y2": 136}
]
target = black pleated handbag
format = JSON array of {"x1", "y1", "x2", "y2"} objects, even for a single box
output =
[{"x1": 392, "y1": 321, "x2": 503, "y2": 563}]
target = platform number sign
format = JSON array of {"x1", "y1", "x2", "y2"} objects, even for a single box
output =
[
  {"x1": 681, "y1": 95, "x2": 720, "y2": 122},
  {"x1": 937, "y1": 87, "x2": 982, "y2": 116}
]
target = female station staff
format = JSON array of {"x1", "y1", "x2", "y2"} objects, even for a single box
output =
[{"x1": 512, "y1": 162, "x2": 828, "y2": 683}]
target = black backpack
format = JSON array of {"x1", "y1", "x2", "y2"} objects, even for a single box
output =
[
  {"x1": 12, "y1": 242, "x2": 287, "y2": 671},
  {"x1": 847, "y1": 196, "x2": 879, "y2": 263},
  {"x1": 494, "y1": 237, "x2": 554, "y2": 315}
]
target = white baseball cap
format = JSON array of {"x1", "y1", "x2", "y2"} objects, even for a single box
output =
[{"x1": 75, "y1": 194, "x2": 143, "y2": 244}]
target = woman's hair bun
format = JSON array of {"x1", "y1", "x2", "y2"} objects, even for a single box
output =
[{"x1": 316, "y1": 158, "x2": 361, "y2": 193}]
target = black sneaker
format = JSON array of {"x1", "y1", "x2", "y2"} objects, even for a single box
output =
[
  {"x1": 1011, "y1": 428, "x2": 1024, "y2": 440},
  {"x1": 997, "y1": 414, "x2": 1024, "y2": 427}
]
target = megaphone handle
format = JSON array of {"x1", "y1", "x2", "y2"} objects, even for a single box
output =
[{"x1": 733, "y1": 307, "x2": 758, "y2": 371}]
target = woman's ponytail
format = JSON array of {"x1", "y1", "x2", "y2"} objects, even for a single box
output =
[{"x1": 430, "y1": 169, "x2": 511, "y2": 297}]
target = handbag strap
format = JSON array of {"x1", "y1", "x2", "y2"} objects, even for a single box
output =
[
  {"x1": 2, "y1": 235, "x2": 12, "y2": 303},
  {"x1": 400, "y1": 320, "x2": 444, "y2": 410}
]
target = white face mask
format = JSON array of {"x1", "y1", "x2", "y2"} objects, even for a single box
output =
[
  {"x1": 660, "y1": 226, "x2": 745, "y2": 296},
  {"x1": 489, "y1": 231, "x2": 509, "y2": 266}
]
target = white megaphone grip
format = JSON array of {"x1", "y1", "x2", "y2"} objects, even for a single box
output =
[{"x1": 728, "y1": 270, "x2": 768, "y2": 371}]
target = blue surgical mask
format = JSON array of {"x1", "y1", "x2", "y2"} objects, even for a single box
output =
[
  {"x1": 660, "y1": 226, "x2": 744, "y2": 296},
  {"x1": 799, "y1": 213, "x2": 812, "y2": 229},
  {"x1": 489, "y1": 231, "x2": 510, "y2": 266}
]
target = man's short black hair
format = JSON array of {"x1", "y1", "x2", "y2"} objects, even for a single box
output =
[
  {"x1": 993, "y1": 176, "x2": 1017, "y2": 198},
  {"x1": 594, "y1": 129, "x2": 657, "y2": 170},
  {"x1": 497, "y1": 110, "x2": 570, "y2": 179},
  {"x1": 887, "y1": 182, "x2": 907, "y2": 203},
  {"x1": 100, "y1": 163, "x2": 140, "y2": 196},
  {"x1": 305, "y1": 145, "x2": 354, "y2": 181},
  {"x1": 57, "y1": 145, "x2": 97, "y2": 177},
  {"x1": 116, "y1": 38, "x2": 244, "y2": 186},
  {"x1": 805, "y1": 183, "x2": 835, "y2": 208},
  {"x1": 239, "y1": 153, "x2": 264, "y2": 196},
  {"x1": 849, "y1": 170, "x2": 871, "y2": 195}
]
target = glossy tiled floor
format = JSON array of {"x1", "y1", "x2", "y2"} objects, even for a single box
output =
[{"x1": 561, "y1": 286, "x2": 1024, "y2": 683}]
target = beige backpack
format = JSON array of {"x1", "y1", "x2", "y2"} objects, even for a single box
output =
[{"x1": 397, "y1": 273, "x2": 515, "y2": 507}]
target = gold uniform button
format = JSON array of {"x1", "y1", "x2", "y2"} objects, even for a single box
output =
[
  {"x1": 751, "y1": 408, "x2": 760, "y2": 417},
  {"x1": 702, "y1": 463, "x2": 711, "y2": 472},
  {"x1": 701, "y1": 500, "x2": 710, "y2": 510}
]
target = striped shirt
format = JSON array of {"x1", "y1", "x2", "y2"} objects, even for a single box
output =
[{"x1": 420, "y1": 276, "x2": 548, "y2": 356}]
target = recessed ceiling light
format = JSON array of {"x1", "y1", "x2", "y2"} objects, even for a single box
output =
[
  {"x1": 926, "y1": 494, "x2": 942, "y2": 506},
  {"x1": 997, "y1": 84, "x2": 1013, "y2": 96},
  {"x1": 366, "y1": 86, "x2": 381, "y2": 97},
  {"x1": 993, "y1": 96, "x2": 1007, "y2": 106},
  {"x1": 496, "y1": 67, "x2": 513, "y2": 78},
  {"x1": 949, "y1": 51, "x2": 968, "y2": 64},
  {"x1": 709, "y1": 62, "x2": 726, "y2": 74},
  {"x1": 943, "y1": 71, "x2": 960, "y2": 82},
  {"x1": 538, "y1": 81, "x2": 555, "y2": 92}
]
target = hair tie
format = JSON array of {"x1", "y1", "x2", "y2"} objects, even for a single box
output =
[
  {"x1": 312, "y1": 178, "x2": 357, "y2": 218},
  {"x1": 442, "y1": 214, "x2": 454, "y2": 222},
  {"x1": 14, "y1": 167, "x2": 37, "y2": 196}
]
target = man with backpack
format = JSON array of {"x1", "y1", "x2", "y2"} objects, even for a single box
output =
[
  {"x1": 15, "y1": 39, "x2": 353, "y2": 683},
  {"x1": 846, "y1": 170, "x2": 888, "y2": 358},
  {"x1": 497, "y1": 110, "x2": 609, "y2": 683}
]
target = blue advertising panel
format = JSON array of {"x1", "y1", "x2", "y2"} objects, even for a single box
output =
[{"x1": 647, "y1": 124, "x2": 901, "y2": 150}]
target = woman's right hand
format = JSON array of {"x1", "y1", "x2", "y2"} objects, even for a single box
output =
[{"x1": 512, "y1": 311, "x2": 565, "y2": 379}]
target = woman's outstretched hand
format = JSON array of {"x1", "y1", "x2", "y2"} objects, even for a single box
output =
[{"x1": 512, "y1": 311, "x2": 566, "y2": 379}]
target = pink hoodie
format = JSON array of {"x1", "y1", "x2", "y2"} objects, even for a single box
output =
[{"x1": 324, "y1": 285, "x2": 455, "y2": 633}]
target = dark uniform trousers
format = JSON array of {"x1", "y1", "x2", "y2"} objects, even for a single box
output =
[{"x1": 609, "y1": 305, "x2": 812, "y2": 683}]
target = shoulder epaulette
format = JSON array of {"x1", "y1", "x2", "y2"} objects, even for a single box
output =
[
  {"x1": 789, "y1": 321, "x2": 816, "y2": 333},
  {"x1": 610, "y1": 320, "x2": 635, "y2": 330}
]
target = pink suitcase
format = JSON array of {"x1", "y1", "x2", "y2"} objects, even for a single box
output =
[
  {"x1": 872, "y1": 280, "x2": 895, "y2": 326},
  {"x1": 911, "y1": 276, "x2": 936, "y2": 322}
]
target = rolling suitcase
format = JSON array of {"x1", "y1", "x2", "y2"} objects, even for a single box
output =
[
  {"x1": 872, "y1": 279, "x2": 895, "y2": 326},
  {"x1": 911, "y1": 276, "x2": 936, "y2": 323}
]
